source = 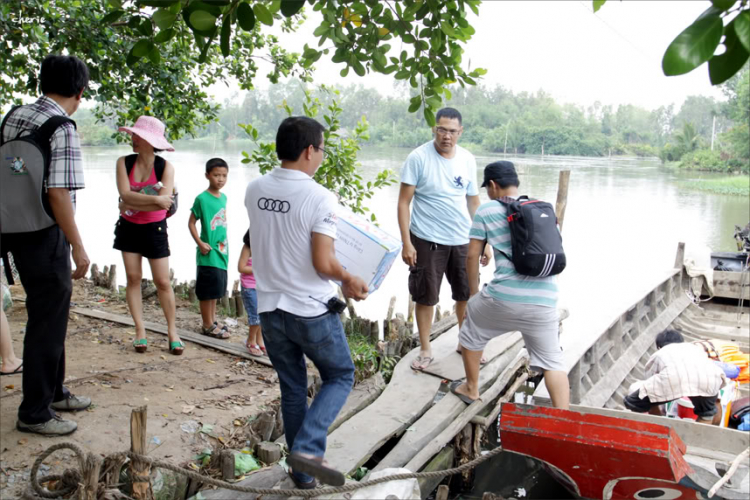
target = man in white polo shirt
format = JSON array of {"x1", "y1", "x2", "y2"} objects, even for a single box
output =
[{"x1": 245, "y1": 116, "x2": 368, "y2": 489}]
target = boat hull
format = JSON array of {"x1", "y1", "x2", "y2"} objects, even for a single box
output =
[{"x1": 500, "y1": 403, "x2": 747, "y2": 500}]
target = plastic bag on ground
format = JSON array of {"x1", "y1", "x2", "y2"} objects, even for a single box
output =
[
  {"x1": 313, "y1": 467, "x2": 420, "y2": 500},
  {"x1": 235, "y1": 453, "x2": 260, "y2": 476}
]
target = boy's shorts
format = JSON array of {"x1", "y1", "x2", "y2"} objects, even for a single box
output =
[
  {"x1": 196, "y1": 266, "x2": 227, "y2": 301},
  {"x1": 408, "y1": 232, "x2": 470, "y2": 306},
  {"x1": 241, "y1": 287, "x2": 260, "y2": 326},
  {"x1": 459, "y1": 289, "x2": 564, "y2": 373}
]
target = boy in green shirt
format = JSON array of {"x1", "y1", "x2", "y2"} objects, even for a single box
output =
[{"x1": 188, "y1": 158, "x2": 230, "y2": 338}]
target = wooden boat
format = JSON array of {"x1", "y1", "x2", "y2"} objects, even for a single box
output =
[{"x1": 501, "y1": 243, "x2": 750, "y2": 499}]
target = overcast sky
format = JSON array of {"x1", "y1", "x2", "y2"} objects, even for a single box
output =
[{"x1": 213, "y1": 0, "x2": 727, "y2": 111}]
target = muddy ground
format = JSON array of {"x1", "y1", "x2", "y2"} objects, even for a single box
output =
[{"x1": 0, "y1": 279, "x2": 282, "y2": 498}]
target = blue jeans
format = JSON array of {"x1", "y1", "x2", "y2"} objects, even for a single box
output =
[
  {"x1": 260, "y1": 309, "x2": 354, "y2": 481},
  {"x1": 241, "y1": 287, "x2": 260, "y2": 325}
]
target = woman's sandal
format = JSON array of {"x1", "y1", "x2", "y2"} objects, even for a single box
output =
[
  {"x1": 201, "y1": 323, "x2": 230, "y2": 339},
  {"x1": 133, "y1": 338, "x2": 148, "y2": 353},
  {"x1": 169, "y1": 340, "x2": 185, "y2": 356}
]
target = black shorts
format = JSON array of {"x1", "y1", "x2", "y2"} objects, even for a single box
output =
[
  {"x1": 196, "y1": 266, "x2": 227, "y2": 301},
  {"x1": 623, "y1": 391, "x2": 719, "y2": 420},
  {"x1": 113, "y1": 217, "x2": 170, "y2": 259},
  {"x1": 408, "y1": 232, "x2": 470, "y2": 306}
]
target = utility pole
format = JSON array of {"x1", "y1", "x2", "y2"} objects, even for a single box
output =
[{"x1": 711, "y1": 115, "x2": 716, "y2": 151}]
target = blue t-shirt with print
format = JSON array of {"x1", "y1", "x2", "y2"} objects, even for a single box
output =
[{"x1": 401, "y1": 141, "x2": 478, "y2": 246}]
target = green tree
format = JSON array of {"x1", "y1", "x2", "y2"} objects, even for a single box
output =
[
  {"x1": 1, "y1": 0, "x2": 485, "y2": 138},
  {"x1": 240, "y1": 86, "x2": 397, "y2": 220},
  {"x1": 675, "y1": 122, "x2": 701, "y2": 153}
]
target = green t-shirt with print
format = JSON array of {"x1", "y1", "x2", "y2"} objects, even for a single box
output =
[{"x1": 191, "y1": 191, "x2": 228, "y2": 270}]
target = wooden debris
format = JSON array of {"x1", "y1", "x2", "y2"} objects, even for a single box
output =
[
  {"x1": 220, "y1": 450, "x2": 235, "y2": 481},
  {"x1": 436, "y1": 485, "x2": 450, "y2": 500},
  {"x1": 256, "y1": 442, "x2": 282, "y2": 464}
]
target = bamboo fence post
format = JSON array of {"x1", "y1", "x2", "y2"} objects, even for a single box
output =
[
  {"x1": 129, "y1": 406, "x2": 153, "y2": 500},
  {"x1": 555, "y1": 170, "x2": 570, "y2": 232}
]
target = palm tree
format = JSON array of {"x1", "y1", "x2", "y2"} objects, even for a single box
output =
[{"x1": 675, "y1": 122, "x2": 701, "y2": 152}]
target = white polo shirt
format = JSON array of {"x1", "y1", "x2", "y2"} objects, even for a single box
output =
[{"x1": 245, "y1": 167, "x2": 338, "y2": 317}]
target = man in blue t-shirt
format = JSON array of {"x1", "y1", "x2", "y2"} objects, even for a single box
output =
[{"x1": 397, "y1": 107, "x2": 490, "y2": 371}]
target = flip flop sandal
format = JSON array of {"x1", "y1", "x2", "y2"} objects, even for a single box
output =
[
  {"x1": 201, "y1": 324, "x2": 230, "y2": 339},
  {"x1": 410, "y1": 355, "x2": 434, "y2": 371},
  {"x1": 169, "y1": 340, "x2": 185, "y2": 356},
  {"x1": 258, "y1": 346, "x2": 267, "y2": 356},
  {"x1": 449, "y1": 380, "x2": 478, "y2": 405},
  {"x1": 455, "y1": 350, "x2": 489, "y2": 365},
  {"x1": 246, "y1": 343, "x2": 263, "y2": 357},
  {"x1": 286, "y1": 454, "x2": 345, "y2": 487},
  {"x1": 0, "y1": 363, "x2": 23, "y2": 376},
  {"x1": 133, "y1": 338, "x2": 148, "y2": 353}
]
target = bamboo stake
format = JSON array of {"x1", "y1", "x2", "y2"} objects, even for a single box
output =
[
  {"x1": 555, "y1": 170, "x2": 571, "y2": 232},
  {"x1": 130, "y1": 406, "x2": 153, "y2": 500}
]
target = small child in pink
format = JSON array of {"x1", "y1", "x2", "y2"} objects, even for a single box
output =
[{"x1": 238, "y1": 230, "x2": 265, "y2": 357}]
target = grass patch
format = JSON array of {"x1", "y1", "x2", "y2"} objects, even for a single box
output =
[{"x1": 681, "y1": 175, "x2": 750, "y2": 196}]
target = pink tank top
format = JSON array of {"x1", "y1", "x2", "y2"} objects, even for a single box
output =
[
  {"x1": 121, "y1": 166, "x2": 167, "y2": 224},
  {"x1": 241, "y1": 257, "x2": 256, "y2": 289}
]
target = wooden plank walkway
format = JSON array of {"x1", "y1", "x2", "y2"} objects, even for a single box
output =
[
  {"x1": 323, "y1": 326, "x2": 460, "y2": 475},
  {"x1": 373, "y1": 334, "x2": 524, "y2": 472},
  {"x1": 70, "y1": 307, "x2": 274, "y2": 367}
]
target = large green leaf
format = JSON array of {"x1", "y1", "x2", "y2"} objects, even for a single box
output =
[
  {"x1": 101, "y1": 10, "x2": 125, "y2": 24},
  {"x1": 424, "y1": 107, "x2": 436, "y2": 127},
  {"x1": 662, "y1": 13, "x2": 723, "y2": 76},
  {"x1": 148, "y1": 46, "x2": 162, "y2": 64},
  {"x1": 593, "y1": 0, "x2": 606, "y2": 13},
  {"x1": 131, "y1": 39, "x2": 153, "y2": 58},
  {"x1": 153, "y1": 9, "x2": 177, "y2": 30},
  {"x1": 190, "y1": 10, "x2": 217, "y2": 31},
  {"x1": 280, "y1": 0, "x2": 304, "y2": 17},
  {"x1": 253, "y1": 4, "x2": 274, "y2": 26},
  {"x1": 709, "y1": 20, "x2": 750, "y2": 85},
  {"x1": 711, "y1": 0, "x2": 736, "y2": 10},
  {"x1": 735, "y1": 11, "x2": 750, "y2": 53},
  {"x1": 154, "y1": 28, "x2": 175, "y2": 43},
  {"x1": 220, "y1": 15, "x2": 231, "y2": 57},
  {"x1": 236, "y1": 2, "x2": 256, "y2": 31}
]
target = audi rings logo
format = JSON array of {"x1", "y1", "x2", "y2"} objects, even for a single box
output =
[{"x1": 258, "y1": 198, "x2": 291, "y2": 213}]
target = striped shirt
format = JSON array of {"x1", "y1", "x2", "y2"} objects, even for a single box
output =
[
  {"x1": 639, "y1": 342, "x2": 726, "y2": 402},
  {"x1": 469, "y1": 198, "x2": 558, "y2": 307},
  {"x1": 1, "y1": 96, "x2": 85, "y2": 207}
]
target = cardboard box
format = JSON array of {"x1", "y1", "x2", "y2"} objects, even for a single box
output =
[{"x1": 334, "y1": 206, "x2": 402, "y2": 293}]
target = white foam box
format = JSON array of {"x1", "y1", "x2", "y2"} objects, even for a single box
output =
[{"x1": 333, "y1": 205, "x2": 402, "y2": 293}]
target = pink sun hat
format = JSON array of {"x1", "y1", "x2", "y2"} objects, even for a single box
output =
[{"x1": 118, "y1": 115, "x2": 175, "y2": 152}]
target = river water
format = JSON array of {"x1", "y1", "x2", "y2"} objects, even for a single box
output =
[{"x1": 78, "y1": 141, "x2": 749, "y2": 326}]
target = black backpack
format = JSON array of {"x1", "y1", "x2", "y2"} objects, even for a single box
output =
[
  {"x1": 496, "y1": 196, "x2": 566, "y2": 277},
  {"x1": 0, "y1": 106, "x2": 76, "y2": 235},
  {"x1": 123, "y1": 154, "x2": 177, "y2": 217}
]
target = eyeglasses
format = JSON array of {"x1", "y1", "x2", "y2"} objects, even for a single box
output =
[
  {"x1": 435, "y1": 127, "x2": 461, "y2": 137},
  {"x1": 313, "y1": 145, "x2": 328, "y2": 158}
]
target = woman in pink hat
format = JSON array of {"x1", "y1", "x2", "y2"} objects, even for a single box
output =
[{"x1": 114, "y1": 116, "x2": 184, "y2": 355}]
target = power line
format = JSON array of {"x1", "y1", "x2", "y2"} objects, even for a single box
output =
[{"x1": 576, "y1": 0, "x2": 657, "y2": 63}]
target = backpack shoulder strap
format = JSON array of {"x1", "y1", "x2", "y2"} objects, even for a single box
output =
[
  {"x1": 0, "y1": 105, "x2": 21, "y2": 146},
  {"x1": 124, "y1": 154, "x2": 138, "y2": 176},
  {"x1": 35, "y1": 115, "x2": 76, "y2": 148},
  {"x1": 153, "y1": 155, "x2": 166, "y2": 182}
]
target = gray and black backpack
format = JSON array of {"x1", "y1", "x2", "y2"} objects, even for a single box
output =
[{"x1": 0, "y1": 106, "x2": 76, "y2": 235}]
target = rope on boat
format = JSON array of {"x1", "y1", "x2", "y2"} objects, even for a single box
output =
[
  {"x1": 26, "y1": 441, "x2": 505, "y2": 499},
  {"x1": 707, "y1": 447, "x2": 750, "y2": 498}
]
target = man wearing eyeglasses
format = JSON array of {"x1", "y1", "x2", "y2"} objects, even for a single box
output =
[{"x1": 398, "y1": 107, "x2": 490, "y2": 371}]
